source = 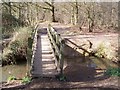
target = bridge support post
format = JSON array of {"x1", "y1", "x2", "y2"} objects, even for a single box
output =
[{"x1": 59, "y1": 39, "x2": 65, "y2": 76}]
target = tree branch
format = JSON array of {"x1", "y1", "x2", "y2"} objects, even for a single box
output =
[
  {"x1": 37, "y1": 4, "x2": 52, "y2": 11},
  {"x1": 45, "y1": 2, "x2": 54, "y2": 7}
]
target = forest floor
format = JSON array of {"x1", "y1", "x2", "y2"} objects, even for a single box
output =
[
  {"x1": 2, "y1": 69, "x2": 120, "y2": 90},
  {"x1": 1, "y1": 22, "x2": 120, "y2": 90}
]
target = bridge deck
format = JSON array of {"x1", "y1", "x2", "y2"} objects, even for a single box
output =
[{"x1": 32, "y1": 31, "x2": 59, "y2": 77}]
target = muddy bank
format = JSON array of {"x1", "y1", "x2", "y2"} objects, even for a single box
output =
[{"x1": 1, "y1": 76, "x2": 119, "y2": 90}]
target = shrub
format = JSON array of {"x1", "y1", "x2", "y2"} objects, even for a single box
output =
[
  {"x1": 105, "y1": 68, "x2": 120, "y2": 77},
  {"x1": 56, "y1": 74, "x2": 67, "y2": 81},
  {"x1": 95, "y1": 43, "x2": 106, "y2": 58},
  {"x1": 95, "y1": 42, "x2": 113, "y2": 59},
  {"x1": 21, "y1": 76, "x2": 31, "y2": 84},
  {"x1": 2, "y1": 47, "x2": 15, "y2": 65},
  {"x1": 2, "y1": 27, "x2": 33, "y2": 65},
  {"x1": 9, "y1": 27, "x2": 32, "y2": 47},
  {"x1": 7, "y1": 75, "x2": 16, "y2": 83}
]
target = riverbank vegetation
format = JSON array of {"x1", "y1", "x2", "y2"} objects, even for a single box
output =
[{"x1": 2, "y1": 27, "x2": 33, "y2": 66}]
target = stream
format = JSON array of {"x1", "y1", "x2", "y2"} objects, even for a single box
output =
[{"x1": 0, "y1": 62, "x2": 27, "y2": 82}]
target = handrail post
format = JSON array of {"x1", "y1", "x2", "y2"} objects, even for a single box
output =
[{"x1": 59, "y1": 39, "x2": 65, "y2": 75}]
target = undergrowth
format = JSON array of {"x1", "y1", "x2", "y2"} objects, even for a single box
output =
[
  {"x1": 95, "y1": 43, "x2": 107, "y2": 58},
  {"x1": 7, "y1": 75, "x2": 16, "y2": 83},
  {"x1": 105, "y1": 68, "x2": 120, "y2": 77},
  {"x1": 95, "y1": 42, "x2": 113, "y2": 59},
  {"x1": 21, "y1": 76, "x2": 31, "y2": 84},
  {"x1": 2, "y1": 27, "x2": 33, "y2": 65},
  {"x1": 7, "y1": 75, "x2": 31, "y2": 84}
]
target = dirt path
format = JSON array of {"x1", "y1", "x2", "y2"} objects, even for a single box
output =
[{"x1": 25, "y1": 76, "x2": 119, "y2": 90}]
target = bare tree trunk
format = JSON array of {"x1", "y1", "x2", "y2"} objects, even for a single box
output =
[
  {"x1": 18, "y1": 3, "x2": 22, "y2": 26},
  {"x1": 36, "y1": 3, "x2": 39, "y2": 23},
  {"x1": 88, "y1": 18, "x2": 94, "y2": 32},
  {"x1": 45, "y1": 1, "x2": 56, "y2": 22},
  {"x1": 8, "y1": 2, "x2": 11, "y2": 15},
  {"x1": 86, "y1": 3, "x2": 95, "y2": 32},
  {"x1": 51, "y1": 5, "x2": 55, "y2": 22},
  {"x1": 48, "y1": 1, "x2": 55, "y2": 22},
  {"x1": 74, "y1": 1, "x2": 78, "y2": 25},
  {"x1": 71, "y1": 6, "x2": 75, "y2": 25},
  {"x1": 71, "y1": 1, "x2": 79, "y2": 25}
]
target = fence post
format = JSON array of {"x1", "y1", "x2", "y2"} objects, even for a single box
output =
[{"x1": 59, "y1": 39, "x2": 65, "y2": 75}]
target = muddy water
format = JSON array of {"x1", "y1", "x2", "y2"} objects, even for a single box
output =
[
  {"x1": 90, "y1": 56, "x2": 118, "y2": 69},
  {"x1": 64, "y1": 55, "x2": 117, "y2": 70},
  {"x1": 63, "y1": 58, "x2": 97, "y2": 82},
  {"x1": 63, "y1": 56, "x2": 118, "y2": 82},
  {"x1": 1, "y1": 62, "x2": 27, "y2": 82}
]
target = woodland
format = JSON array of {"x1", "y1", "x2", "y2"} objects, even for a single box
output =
[{"x1": 1, "y1": 1, "x2": 120, "y2": 90}]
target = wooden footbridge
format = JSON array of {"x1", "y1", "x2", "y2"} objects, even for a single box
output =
[{"x1": 30, "y1": 24, "x2": 65, "y2": 78}]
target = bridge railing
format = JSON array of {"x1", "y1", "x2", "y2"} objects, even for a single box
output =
[
  {"x1": 30, "y1": 24, "x2": 39, "y2": 75},
  {"x1": 47, "y1": 24, "x2": 65, "y2": 75}
]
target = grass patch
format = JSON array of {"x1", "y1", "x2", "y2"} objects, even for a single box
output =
[
  {"x1": 7, "y1": 75, "x2": 16, "y2": 83},
  {"x1": 105, "y1": 68, "x2": 120, "y2": 77},
  {"x1": 21, "y1": 76, "x2": 31, "y2": 84}
]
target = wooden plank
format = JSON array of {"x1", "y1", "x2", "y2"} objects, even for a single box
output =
[
  {"x1": 42, "y1": 59, "x2": 55, "y2": 62},
  {"x1": 31, "y1": 30, "x2": 59, "y2": 77},
  {"x1": 42, "y1": 50, "x2": 52, "y2": 54},
  {"x1": 41, "y1": 47, "x2": 52, "y2": 51},
  {"x1": 41, "y1": 39, "x2": 50, "y2": 41},
  {"x1": 42, "y1": 63, "x2": 56, "y2": 69},
  {"x1": 41, "y1": 42, "x2": 51, "y2": 46},
  {"x1": 42, "y1": 54, "x2": 54, "y2": 59}
]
